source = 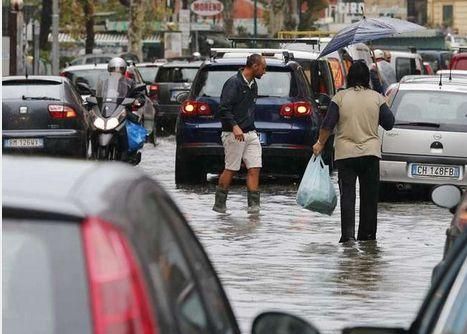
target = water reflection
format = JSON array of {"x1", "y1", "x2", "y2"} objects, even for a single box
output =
[{"x1": 332, "y1": 241, "x2": 383, "y2": 298}]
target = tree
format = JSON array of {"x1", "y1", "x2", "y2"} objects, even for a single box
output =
[
  {"x1": 220, "y1": 0, "x2": 234, "y2": 36},
  {"x1": 80, "y1": 0, "x2": 95, "y2": 54},
  {"x1": 128, "y1": 0, "x2": 145, "y2": 60},
  {"x1": 298, "y1": 0, "x2": 328, "y2": 31}
]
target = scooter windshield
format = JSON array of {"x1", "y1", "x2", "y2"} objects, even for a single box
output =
[{"x1": 95, "y1": 72, "x2": 131, "y2": 117}]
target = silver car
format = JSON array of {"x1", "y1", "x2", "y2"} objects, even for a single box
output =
[{"x1": 380, "y1": 76, "x2": 467, "y2": 190}]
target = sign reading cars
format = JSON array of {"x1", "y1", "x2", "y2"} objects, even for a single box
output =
[{"x1": 190, "y1": 0, "x2": 224, "y2": 16}]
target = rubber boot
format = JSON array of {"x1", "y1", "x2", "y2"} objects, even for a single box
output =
[
  {"x1": 212, "y1": 187, "x2": 228, "y2": 213},
  {"x1": 247, "y1": 190, "x2": 260, "y2": 214}
]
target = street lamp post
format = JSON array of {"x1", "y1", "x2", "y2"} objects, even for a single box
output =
[
  {"x1": 9, "y1": 0, "x2": 24, "y2": 75},
  {"x1": 51, "y1": 0, "x2": 59, "y2": 75},
  {"x1": 253, "y1": 0, "x2": 257, "y2": 39}
]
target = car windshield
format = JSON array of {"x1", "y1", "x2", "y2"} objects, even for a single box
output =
[
  {"x1": 156, "y1": 67, "x2": 198, "y2": 83},
  {"x1": 2, "y1": 81, "x2": 62, "y2": 100},
  {"x1": 64, "y1": 68, "x2": 107, "y2": 90},
  {"x1": 194, "y1": 67, "x2": 293, "y2": 98},
  {"x1": 392, "y1": 90, "x2": 467, "y2": 125},
  {"x1": 138, "y1": 67, "x2": 159, "y2": 83}
]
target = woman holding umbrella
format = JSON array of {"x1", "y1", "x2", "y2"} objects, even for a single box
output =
[{"x1": 312, "y1": 61, "x2": 395, "y2": 243}]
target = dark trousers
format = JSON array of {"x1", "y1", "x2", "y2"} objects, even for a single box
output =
[{"x1": 336, "y1": 156, "x2": 380, "y2": 242}]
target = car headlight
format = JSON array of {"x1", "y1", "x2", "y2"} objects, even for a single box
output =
[
  {"x1": 93, "y1": 117, "x2": 105, "y2": 130},
  {"x1": 106, "y1": 117, "x2": 120, "y2": 130}
]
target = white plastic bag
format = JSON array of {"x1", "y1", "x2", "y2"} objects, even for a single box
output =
[{"x1": 296, "y1": 155, "x2": 337, "y2": 215}]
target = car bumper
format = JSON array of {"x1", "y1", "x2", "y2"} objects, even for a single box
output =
[
  {"x1": 380, "y1": 153, "x2": 467, "y2": 186},
  {"x1": 157, "y1": 104, "x2": 180, "y2": 122},
  {"x1": 3, "y1": 129, "x2": 86, "y2": 158},
  {"x1": 179, "y1": 143, "x2": 312, "y2": 175}
]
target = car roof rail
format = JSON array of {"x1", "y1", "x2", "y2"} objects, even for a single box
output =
[
  {"x1": 227, "y1": 37, "x2": 319, "y2": 48},
  {"x1": 211, "y1": 48, "x2": 295, "y2": 63}
]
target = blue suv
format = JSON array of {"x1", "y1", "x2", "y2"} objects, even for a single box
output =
[{"x1": 175, "y1": 56, "x2": 330, "y2": 184}]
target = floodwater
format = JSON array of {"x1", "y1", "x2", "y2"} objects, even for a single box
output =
[{"x1": 139, "y1": 137, "x2": 450, "y2": 334}]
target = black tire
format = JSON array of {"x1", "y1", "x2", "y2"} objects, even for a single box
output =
[
  {"x1": 148, "y1": 122, "x2": 158, "y2": 146},
  {"x1": 96, "y1": 146, "x2": 108, "y2": 160},
  {"x1": 175, "y1": 151, "x2": 206, "y2": 184}
]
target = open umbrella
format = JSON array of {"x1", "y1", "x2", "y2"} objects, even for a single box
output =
[{"x1": 318, "y1": 17, "x2": 426, "y2": 58}]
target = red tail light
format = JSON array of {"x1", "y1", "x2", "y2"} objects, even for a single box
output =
[
  {"x1": 149, "y1": 84, "x2": 159, "y2": 93},
  {"x1": 280, "y1": 102, "x2": 312, "y2": 118},
  {"x1": 82, "y1": 217, "x2": 158, "y2": 334},
  {"x1": 125, "y1": 71, "x2": 134, "y2": 80},
  {"x1": 181, "y1": 100, "x2": 212, "y2": 117},
  {"x1": 48, "y1": 105, "x2": 78, "y2": 118},
  {"x1": 148, "y1": 84, "x2": 159, "y2": 101}
]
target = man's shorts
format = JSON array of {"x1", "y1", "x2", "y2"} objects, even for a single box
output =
[{"x1": 221, "y1": 131, "x2": 262, "y2": 171}]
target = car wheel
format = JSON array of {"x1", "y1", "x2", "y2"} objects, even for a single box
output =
[
  {"x1": 175, "y1": 150, "x2": 206, "y2": 184},
  {"x1": 97, "y1": 146, "x2": 109, "y2": 160},
  {"x1": 148, "y1": 122, "x2": 158, "y2": 146}
]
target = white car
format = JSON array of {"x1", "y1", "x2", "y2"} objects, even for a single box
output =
[
  {"x1": 445, "y1": 33, "x2": 467, "y2": 50},
  {"x1": 380, "y1": 75, "x2": 467, "y2": 193}
]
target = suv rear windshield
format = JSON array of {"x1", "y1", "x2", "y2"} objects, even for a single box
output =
[
  {"x1": 138, "y1": 66, "x2": 159, "y2": 83},
  {"x1": 2, "y1": 81, "x2": 62, "y2": 100},
  {"x1": 3, "y1": 219, "x2": 92, "y2": 334},
  {"x1": 156, "y1": 67, "x2": 199, "y2": 83},
  {"x1": 392, "y1": 90, "x2": 467, "y2": 126},
  {"x1": 193, "y1": 66, "x2": 295, "y2": 98}
]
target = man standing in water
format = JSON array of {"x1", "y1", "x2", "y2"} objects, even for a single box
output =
[{"x1": 212, "y1": 54, "x2": 267, "y2": 214}]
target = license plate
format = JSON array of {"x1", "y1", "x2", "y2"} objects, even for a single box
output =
[
  {"x1": 4, "y1": 138, "x2": 44, "y2": 148},
  {"x1": 258, "y1": 132, "x2": 267, "y2": 144},
  {"x1": 410, "y1": 164, "x2": 461, "y2": 178}
]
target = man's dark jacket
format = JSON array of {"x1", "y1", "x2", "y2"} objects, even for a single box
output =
[{"x1": 219, "y1": 71, "x2": 258, "y2": 132}]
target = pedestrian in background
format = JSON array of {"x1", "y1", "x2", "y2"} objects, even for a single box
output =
[
  {"x1": 212, "y1": 54, "x2": 267, "y2": 214},
  {"x1": 312, "y1": 61, "x2": 395, "y2": 242},
  {"x1": 371, "y1": 49, "x2": 397, "y2": 93}
]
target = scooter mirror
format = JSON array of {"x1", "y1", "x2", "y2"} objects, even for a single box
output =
[
  {"x1": 86, "y1": 96, "x2": 98, "y2": 105},
  {"x1": 121, "y1": 98, "x2": 136, "y2": 106}
]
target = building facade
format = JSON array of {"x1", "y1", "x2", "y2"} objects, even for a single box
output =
[
  {"x1": 427, "y1": 0, "x2": 467, "y2": 35},
  {"x1": 364, "y1": 0, "x2": 408, "y2": 19}
]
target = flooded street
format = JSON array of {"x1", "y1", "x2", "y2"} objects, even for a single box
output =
[{"x1": 139, "y1": 137, "x2": 450, "y2": 334}]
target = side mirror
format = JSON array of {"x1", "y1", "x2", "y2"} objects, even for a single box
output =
[
  {"x1": 121, "y1": 98, "x2": 136, "y2": 107},
  {"x1": 77, "y1": 82, "x2": 93, "y2": 95},
  {"x1": 317, "y1": 93, "x2": 331, "y2": 112},
  {"x1": 176, "y1": 91, "x2": 190, "y2": 104},
  {"x1": 252, "y1": 312, "x2": 320, "y2": 334},
  {"x1": 85, "y1": 96, "x2": 98, "y2": 105},
  {"x1": 431, "y1": 185, "x2": 462, "y2": 210}
]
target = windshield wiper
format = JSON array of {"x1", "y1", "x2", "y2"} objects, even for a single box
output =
[
  {"x1": 22, "y1": 95, "x2": 60, "y2": 101},
  {"x1": 394, "y1": 121, "x2": 440, "y2": 128}
]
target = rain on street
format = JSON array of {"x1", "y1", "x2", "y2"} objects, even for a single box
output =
[{"x1": 139, "y1": 137, "x2": 450, "y2": 334}]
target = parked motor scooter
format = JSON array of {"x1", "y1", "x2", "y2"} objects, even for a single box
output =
[{"x1": 85, "y1": 72, "x2": 147, "y2": 164}]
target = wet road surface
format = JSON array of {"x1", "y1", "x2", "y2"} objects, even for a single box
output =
[{"x1": 139, "y1": 137, "x2": 450, "y2": 334}]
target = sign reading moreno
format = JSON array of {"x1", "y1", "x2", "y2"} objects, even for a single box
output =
[{"x1": 190, "y1": 0, "x2": 224, "y2": 16}]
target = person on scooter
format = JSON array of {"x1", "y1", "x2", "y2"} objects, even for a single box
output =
[{"x1": 106, "y1": 57, "x2": 146, "y2": 164}]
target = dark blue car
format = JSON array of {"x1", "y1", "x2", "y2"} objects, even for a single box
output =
[{"x1": 175, "y1": 56, "x2": 330, "y2": 184}]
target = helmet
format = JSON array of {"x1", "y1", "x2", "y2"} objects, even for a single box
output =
[
  {"x1": 107, "y1": 57, "x2": 127, "y2": 74},
  {"x1": 373, "y1": 49, "x2": 385, "y2": 60}
]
